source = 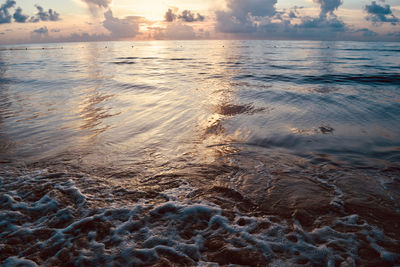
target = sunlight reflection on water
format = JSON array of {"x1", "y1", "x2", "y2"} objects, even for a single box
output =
[
  {"x1": 1, "y1": 40, "x2": 400, "y2": 266},
  {"x1": 0, "y1": 40, "x2": 399, "y2": 169}
]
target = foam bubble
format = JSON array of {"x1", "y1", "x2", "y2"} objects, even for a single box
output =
[
  {"x1": 1, "y1": 167, "x2": 399, "y2": 266},
  {"x1": 3, "y1": 257, "x2": 38, "y2": 267}
]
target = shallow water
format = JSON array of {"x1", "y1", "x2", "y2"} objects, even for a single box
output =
[{"x1": 0, "y1": 40, "x2": 400, "y2": 266}]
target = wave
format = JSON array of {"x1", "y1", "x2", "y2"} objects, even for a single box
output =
[
  {"x1": 112, "y1": 61, "x2": 136, "y2": 65},
  {"x1": 1, "y1": 167, "x2": 399, "y2": 266},
  {"x1": 235, "y1": 73, "x2": 400, "y2": 85}
]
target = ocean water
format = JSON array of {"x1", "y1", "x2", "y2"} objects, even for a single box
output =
[{"x1": 0, "y1": 40, "x2": 399, "y2": 266}]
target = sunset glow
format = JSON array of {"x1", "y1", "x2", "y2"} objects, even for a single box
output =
[{"x1": 0, "y1": 0, "x2": 399, "y2": 44}]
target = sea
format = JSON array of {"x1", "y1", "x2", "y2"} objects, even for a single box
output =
[{"x1": 0, "y1": 40, "x2": 399, "y2": 266}]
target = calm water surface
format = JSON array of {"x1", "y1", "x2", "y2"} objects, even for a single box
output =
[{"x1": 1, "y1": 40, "x2": 400, "y2": 266}]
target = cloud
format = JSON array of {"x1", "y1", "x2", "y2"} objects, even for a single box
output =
[
  {"x1": 81, "y1": 0, "x2": 111, "y2": 16},
  {"x1": 289, "y1": 11, "x2": 297, "y2": 19},
  {"x1": 59, "y1": 32, "x2": 111, "y2": 42},
  {"x1": 227, "y1": 0, "x2": 277, "y2": 18},
  {"x1": 28, "y1": 30, "x2": 113, "y2": 43},
  {"x1": 165, "y1": 9, "x2": 176, "y2": 22},
  {"x1": 82, "y1": 0, "x2": 111, "y2": 8},
  {"x1": 164, "y1": 9, "x2": 205, "y2": 23},
  {"x1": 153, "y1": 23, "x2": 196, "y2": 39},
  {"x1": 32, "y1": 26, "x2": 49, "y2": 37},
  {"x1": 29, "y1": 5, "x2": 60, "y2": 22},
  {"x1": 19, "y1": 9, "x2": 142, "y2": 44},
  {"x1": 314, "y1": 0, "x2": 342, "y2": 19},
  {"x1": 356, "y1": 28, "x2": 378, "y2": 37},
  {"x1": 365, "y1": 1, "x2": 399, "y2": 25},
  {"x1": 1, "y1": 2, "x2": 60, "y2": 24},
  {"x1": 179, "y1": 10, "x2": 205, "y2": 22},
  {"x1": 214, "y1": 0, "x2": 350, "y2": 40},
  {"x1": 289, "y1": 6, "x2": 304, "y2": 19},
  {"x1": 293, "y1": 15, "x2": 347, "y2": 40},
  {"x1": 13, "y1": 7, "x2": 28, "y2": 23},
  {"x1": 215, "y1": 11, "x2": 257, "y2": 33},
  {"x1": 297, "y1": 0, "x2": 346, "y2": 32},
  {"x1": 0, "y1": 0, "x2": 15, "y2": 24},
  {"x1": 215, "y1": 0, "x2": 277, "y2": 34},
  {"x1": 102, "y1": 9, "x2": 141, "y2": 38},
  {"x1": 292, "y1": 0, "x2": 346, "y2": 37}
]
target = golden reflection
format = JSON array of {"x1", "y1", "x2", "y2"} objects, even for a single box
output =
[
  {"x1": 77, "y1": 91, "x2": 114, "y2": 132},
  {"x1": 192, "y1": 42, "x2": 251, "y2": 163},
  {"x1": 70, "y1": 43, "x2": 117, "y2": 147}
]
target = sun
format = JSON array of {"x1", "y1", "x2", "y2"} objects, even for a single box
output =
[{"x1": 114, "y1": 0, "x2": 168, "y2": 21}]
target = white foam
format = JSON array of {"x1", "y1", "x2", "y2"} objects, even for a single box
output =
[
  {"x1": 1, "y1": 168, "x2": 399, "y2": 266},
  {"x1": 3, "y1": 257, "x2": 38, "y2": 267}
]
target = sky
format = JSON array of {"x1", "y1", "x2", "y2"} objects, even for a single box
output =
[{"x1": 0, "y1": 0, "x2": 399, "y2": 44}]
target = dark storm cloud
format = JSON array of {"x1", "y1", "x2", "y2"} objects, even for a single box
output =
[
  {"x1": 0, "y1": 0, "x2": 15, "y2": 24},
  {"x1": 29, "y1": 5, "x2": 60, "y2": 22},
  {"x1": 164, "y1": 9, "x2": 205, "y2": 22},
  {"x1": 365, "y1": 1, "x2": 399, "y2": 25},
  {"x1": 13, "y1": 7, "x2": 28, "y2": 22}
]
